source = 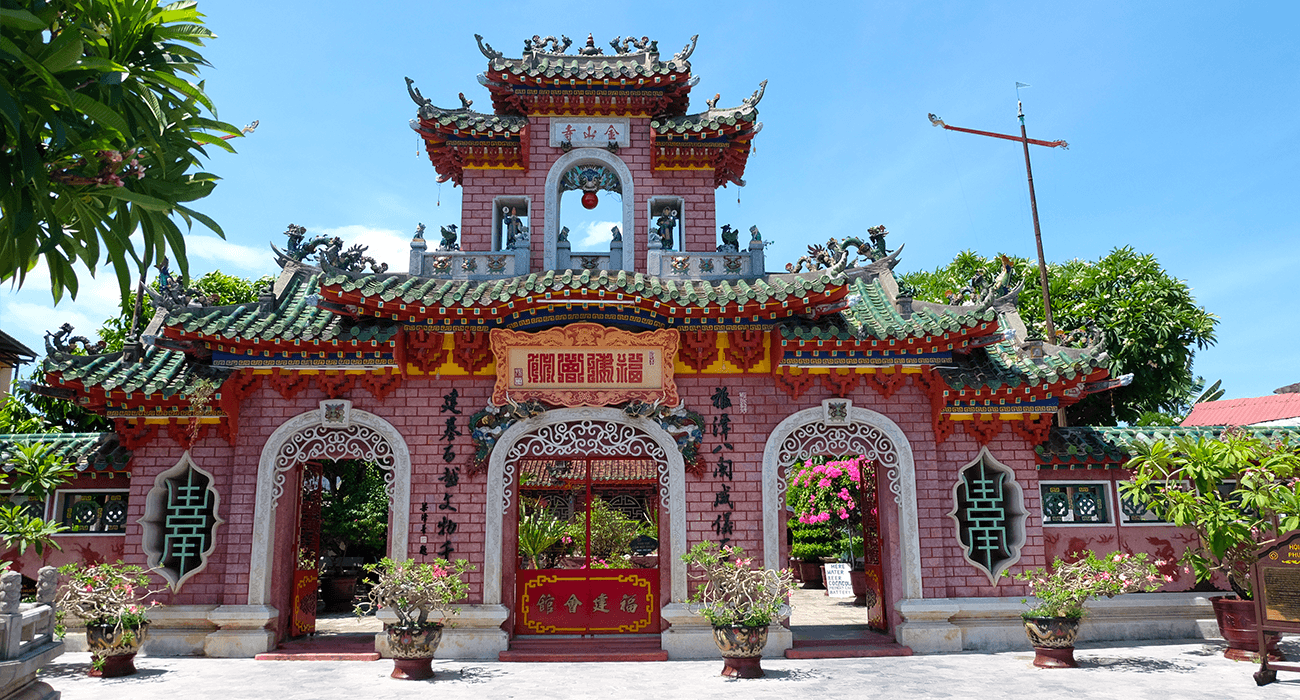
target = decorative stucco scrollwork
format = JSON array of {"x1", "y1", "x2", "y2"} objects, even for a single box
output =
[
  {"x1": 271, "y1": 424, "x2": 397, "y2": 507},
  {"x1": 501, "y1": 419, "x2": 670, "y2": 512},
  {"x1": 776, "y1": 420, "x2": 902, "y2": 505}
]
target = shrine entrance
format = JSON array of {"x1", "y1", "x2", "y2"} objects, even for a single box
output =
[{"x1": 513, "y1": 456, "x2": 661, "y2": 635}]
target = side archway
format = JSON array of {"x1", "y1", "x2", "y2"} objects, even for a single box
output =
[
  {"x1": 484, "y1": 408, "x2": 687, "y2": 605},
  {"x1": 247, "y1": 406, "x2": 411, "y2": 605},
  {"x1": 542, "y1": 148, "x2": 636, "y2": 271},
  {"x1": 761, "y1": 404, "x2": 922, "y2": 599}
]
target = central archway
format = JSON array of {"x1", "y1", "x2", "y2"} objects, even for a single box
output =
[{"x1": 484, "y1": 408, "x2": 687, "y2": 605}]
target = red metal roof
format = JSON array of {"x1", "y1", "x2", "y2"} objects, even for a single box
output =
[{"x1": 1182, "y1": 394, "x2": 1300, "y2": 427}]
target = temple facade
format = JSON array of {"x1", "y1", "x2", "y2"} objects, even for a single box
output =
[{"x1": 7, "y1": 34, "x2": 1262, "y2": 659}]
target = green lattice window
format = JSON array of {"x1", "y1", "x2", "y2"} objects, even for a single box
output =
[
  {"x1": 1116, "y1": 481, "x2": 1172, "y2": 525},
  {"x1": 1040, "y1": 483, "x2": 1111, "y2": 525},
  {"x1": 947, "y1": 448, "x2": 1027, "y2": 584},
  {"x1": 141, "y1": 454, "x2": 225, "y2": 590},
  {"x1": 57, "y1": 491, "x2": 128, "y2": 533}
]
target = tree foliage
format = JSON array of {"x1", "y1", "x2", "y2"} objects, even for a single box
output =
[
  {"x1": 0, "y1": 0, "x2": 245, "y2": 304},
  {"x1": 898, "y1": 247, "x2": 1219, "y2": 425}
]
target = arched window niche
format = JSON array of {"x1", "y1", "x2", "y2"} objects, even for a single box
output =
[
  {"x1": 138, "y1": 452, "x2": 225, "y2": 591},
  {"x1": 543, "y1": 149, "x2": 636, "y2": 272}
]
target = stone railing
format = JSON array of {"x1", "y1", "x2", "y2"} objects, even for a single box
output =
[
  {"x1": 410, "y1": 243, "x2": 530, "y2": 280},
  {"x1": 556, "y1": 234, "x2": 623, "y2": 272},
  {"x1": 0, "y1": 567, "x2": 63, "y2": 699},
  {"x1": 645, "y1": 234, "x2": 766, "y2": 279}
]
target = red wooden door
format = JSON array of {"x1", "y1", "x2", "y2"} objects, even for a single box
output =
[
  {"x1": 290, "y1": 461, "x2": 324, "y2": 637},
  {"x1": 513, "y1": 457, "x2": 660, "y2": 635}
]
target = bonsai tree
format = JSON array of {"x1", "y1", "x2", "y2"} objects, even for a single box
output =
[
  {"x1": 1120, "y1": 431, "x2": 1300, "y2": 598},
  {"x1": 1008, "y1": 550, "x2": 1167, "y2": 620},
  {"x1": 681, "y1": 541, "x2": 794, "y2": 628},
  {"x1": 355, "y1": 557, "x2": 473, "y2": 628}
]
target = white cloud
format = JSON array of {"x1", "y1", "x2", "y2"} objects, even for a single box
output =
[
  {"x1": 185, "y1": 235, "x2": 279, "y2": 276},
  {"x1": 576, "y1": 220, "x2": 620, "y2": 249},
  {"x1": 315, "y1": 225, "x2": 412, "y2": 274}
]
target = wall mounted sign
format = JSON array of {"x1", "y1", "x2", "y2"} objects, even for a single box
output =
[
  {"x1": 490, "y1": 323, "x2": 679, "y2": 407},
  {"x1": 549, "y1": 117, "x2": 630, "y2": 148}
]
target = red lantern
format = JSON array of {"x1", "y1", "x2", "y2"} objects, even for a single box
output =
[{"x1": 581, "y1": 191, "x2": 599, "y2": 209}]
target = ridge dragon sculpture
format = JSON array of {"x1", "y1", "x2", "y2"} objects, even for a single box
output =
[{"x1": 785, "y1": 225, "x2": 893, "y2": 273}]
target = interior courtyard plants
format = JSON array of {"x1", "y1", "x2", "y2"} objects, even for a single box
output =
[
  {"x1": 1120, "y1": 430, "x2": 1300, "y2": 660},
  {"x1": 682, "y1": 540, "x2": 795, "y2": 678},
  {"x1": 1007, "y1": 550, "x2": 1166, "y2": 668},
  {"x1": 55, "y1": 561, "x2": 160, "y2": 677},
  {"x1": 785, "y1": 455, "x2": 873, "y2": 587},
  {"x1": 354, "y1": 557, "x2": 473, "y2": 680}
]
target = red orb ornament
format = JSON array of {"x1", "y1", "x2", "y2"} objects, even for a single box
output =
[{"x1": 581, "y1": 191, "x2": 599, "y2": 209}]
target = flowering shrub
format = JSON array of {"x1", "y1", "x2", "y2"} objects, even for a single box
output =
[
  {"x1": 787, "y1": 456, "x2": 872, "y2": 526},
  {"x1": 355, "y1": 557, "x2": 473, "y2": 628},
  {"x1": 1008, "y1": 550, "x2": 1169, "y2": 620},
  {"x1": 55, "y1": 561, "x2": 160, "y2": 638},
  {"x1": 682, "y1": 541, "x2": 794, "y2": 627}
]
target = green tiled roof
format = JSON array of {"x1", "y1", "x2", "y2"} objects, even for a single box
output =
[
  {"x1": 415, "y1": 107, "x2": 527, "y2": 134},
  {"x1": 162, "y1": 269, "x2": 396, "y2": 345},
  {"x1": 323, "y1": 265, "x2": 848, "y2": 310},
  {"x1": 1037, "y1": 425, "x2": 1300, "y2": 467},
  {"x1": 652, "y1": 103, "x2": 758, "y2": 135},
  {"x1": 938, "y1": 338, "x2": 1109, "y2": 391},
  {"x1": 488, "y1": 53, "x2": 689, "y2": 81},
  {"x1": 0, "y1": 433, "x2": 131, "y2": 473},
  {"x1": 814, "y1": 279, "x2": 999, "y2": 341},
  {"x1": 43, "y1": 346, "x2": 222, "y2": 399}
]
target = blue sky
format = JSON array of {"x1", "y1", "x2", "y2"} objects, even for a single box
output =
[{"x1": 4, "y1": 1, "x2": 1298, "y2": 402}]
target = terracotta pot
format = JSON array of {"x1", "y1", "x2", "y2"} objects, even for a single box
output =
[
  {"x1": 85, "y1": 622, "x2": 148, "y2": 677},
  {"x1": 1211, "y1": 595, "x2": 1285, "y2": 662},
  {"x1": 796, "y1": 561, "x2": 824, "y2": 589},
  {"x1": 1022, "y1": 616, "x2": 1079, "y2": 668},
  {"x1": 321, "y1": 576, "x2": 359, "y2": 613},
  {"x1": 385, "y1": 623, "x2": 443, "y2": 680},
  {"x1": 712, "y1": 625, "x2": 768, "y2": 678}
]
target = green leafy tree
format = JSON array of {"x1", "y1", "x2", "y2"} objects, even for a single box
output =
[
  {"x1": 0, "y1": 442, "x2": 74, "y2": 558},
  {"x1": 899, "y1": 247, "x2": 1219, "y2": 425},
  {"x1": 320, "y1": 460, "x2": 388, "y2": 560},
  {"x1": 0, "y1": 0, "x2": 247, "y2": 304},
  {"x1": 6, "y1": 372, "x2": 109, "y2": 433}
]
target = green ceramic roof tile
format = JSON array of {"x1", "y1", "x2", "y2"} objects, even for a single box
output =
[
  {"x1": 489, "y1": 53, "x2": 689, "y2": 81},
  {"x1": 651, "y1": 102, "x2": 760, "y2": 135},
  {"x1": 43, "y1": 346, "x2": 219, "y2": 400},
  {"x1": 0, "y1": 433, "x2": 131, "y2": 473},
  {"x1": 1036, "y1": 426, "x2": 1300, "y2": 467},
  {"x1": 320, "y1": 266, "x2": 849, "y2": 311},
  {"x1": 938, "y1": 338, "x2": 1109, "y2": 392},
  {"x1": 815, "y1": 279, "x2": 996, "y2": 342},
  {"x1": 414, "y1": 107, "x2": 528, "y2": 135}
]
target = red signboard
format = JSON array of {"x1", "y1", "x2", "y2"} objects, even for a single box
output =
[{"x1": 516, "y1": 569, "x2": 659, "y2": 635}]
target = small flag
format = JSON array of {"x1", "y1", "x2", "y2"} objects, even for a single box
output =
[{"x1": 1016, "y1": 82, "x2": 1031, "y2": 88}]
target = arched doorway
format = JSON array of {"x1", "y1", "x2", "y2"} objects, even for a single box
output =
[
  {"x1": 761, "y1": 400, "x2": 921, "y2": 635},
  {"x1": 248, "y1": 402, "x2": 411, "y2": 640},
  {"x1": 483, "y1": 408, "x2": 687, "y2": 617}
]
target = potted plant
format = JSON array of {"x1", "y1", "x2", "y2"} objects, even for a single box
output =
[
  {"x1": 1007, "y1": 550, "x2": 1166, "y2": 668},
  {"x1": 681, "y1": 541, "x2": 795, "y2": 678},
  {"x1": 55, "y1": 561, "x2": 160, "y2": 677},
  {"x1": 354, "y1": 557, "x2": 472, "y2": 680},
  {"x1": 1120, "y1": 431, "x2": 1300, "y2": 661},
  {"x1": 517, "y1": 499, "x2": 568, "y2": 569}
]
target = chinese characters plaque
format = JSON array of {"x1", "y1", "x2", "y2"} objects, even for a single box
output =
[
  {"x1": 490, "y1": 324, "x2": 679, "y2": 407},
  {"x1": 548, "y1": 118, "x2": 630, "y2": 148},
  {"x1": 516, "y1": 569, "x2": 658, "y2": 634}
]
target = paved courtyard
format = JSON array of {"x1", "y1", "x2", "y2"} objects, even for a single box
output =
[{"x1": 36, "y1": 638, "x2": 1298, "y2": 700}]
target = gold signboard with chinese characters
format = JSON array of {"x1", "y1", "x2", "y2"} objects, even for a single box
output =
[{"x1": 490, "y1": 323, "x2": 679, "y2": 407}]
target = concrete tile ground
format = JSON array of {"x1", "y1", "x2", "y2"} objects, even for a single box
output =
[{"x1": 39, "y1": 639, "x2": 1300, "y2": 700}]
